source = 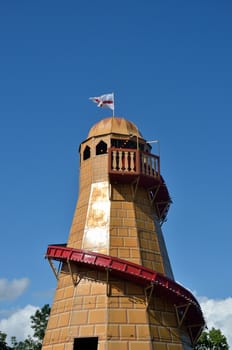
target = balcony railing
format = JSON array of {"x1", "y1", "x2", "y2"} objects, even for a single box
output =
[
  {"x1": 108, "y1": 147, "x2": 171, "y2": 222},
  {"x1": 108, "y1": 147, "x2": 160, "y2": 179}
]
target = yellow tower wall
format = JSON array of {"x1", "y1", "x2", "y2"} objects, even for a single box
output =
[{"x1": 42, "y1": 117, "x2": 203, "y2": 350}]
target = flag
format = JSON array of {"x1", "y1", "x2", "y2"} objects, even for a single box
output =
[{"x1": 89, "y1": 93, "x2": 114, "y2": 111}]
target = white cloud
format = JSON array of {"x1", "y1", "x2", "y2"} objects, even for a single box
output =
[
  {"x1": 0, "y1": 278, "x2": 30, "y2": 301},
  {"x1": 199, "y1": 296, "x2": 232, "y2": 348},
  {"x1": 0, "y1": 304, "x2": 39, "y2": 344}
]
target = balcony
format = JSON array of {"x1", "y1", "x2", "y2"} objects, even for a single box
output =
[
  {"x1": 108, "y1": 147, "x2": 161, "y2": 185},
  {"x1": 108, "y1": 147, "x2": 171, "y2": 222}
]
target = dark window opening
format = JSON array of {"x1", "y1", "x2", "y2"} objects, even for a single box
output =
[
  {"x1": 111, "y1": 138, "x2": 145, "y2": 151},
  {"x1": 73, "y1": 337, "x2": 98, "y2": 350},
  {"x1": 96, "y1": 140, "x2": 107, "y2": 155},
  {"x1": 83, "y1": 145, "x2": 91, "y2": 160}
]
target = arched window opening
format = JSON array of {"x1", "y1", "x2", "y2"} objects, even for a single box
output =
[
  {"x1": 96, "y1": 141, "x2": 107, "y2": 155},
  {"x1": 83, "y1": 145, "x2": 91, "y2": 160}
]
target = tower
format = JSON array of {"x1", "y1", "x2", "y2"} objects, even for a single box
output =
[{"x1": 43, "y1": 116, "x2": 205, "y2": 350}]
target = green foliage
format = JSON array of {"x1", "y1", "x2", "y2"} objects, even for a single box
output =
[
  {"x1": 0, "y1": 304, "x2": 50, "y2": 350},
  {"x1": 0, "y1": 331, "x2": 10, "y2": 350},
  {"x1": 30, "y1": 304, "x2": 50, "y2": 343},
  {"x1": 10, "y1": 336, "x2": 39, "y2": 350},
  {"x1": 194, "y1": 327, "x2": 229, "y2": 350}
]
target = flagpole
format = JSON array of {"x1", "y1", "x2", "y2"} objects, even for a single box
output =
[{"x1": 112, "y1": 92, "x2": 115, "y2": 117}]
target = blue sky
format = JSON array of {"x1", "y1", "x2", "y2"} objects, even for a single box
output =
[{"x1": 0, "y1": 0, "x2": 232, "y2": 345}]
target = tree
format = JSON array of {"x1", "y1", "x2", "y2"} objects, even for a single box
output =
[
  {"x1": 0, "y1": 331, "x2": 10, "y2": 350},
  {"x1": 0, "y1": 304, "x2": 50, "y2": 350},
  {"x1": 30, "y1": 304, "x2": 50, "y2": 345},
  {"x1": 10, "y1": 336, "x2": 37, "y2": 350},
  {"x1": 194, "y1": 327, "x2": 229, "y2": 350}
]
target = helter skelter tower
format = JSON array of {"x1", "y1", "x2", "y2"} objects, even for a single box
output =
[{"x1": 43, "y1": 116, "x2": 205, "y2": 350}]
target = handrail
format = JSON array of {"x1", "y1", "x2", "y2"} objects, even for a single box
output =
[
  {"x1": 45, "y1": 245, "x2": 205, "y2": 344},
  {"x1": 46, "y1": 245, "x2": 202, "y2": 311},
  {"x1": 108, "y1": 147, "x2": 160, "y2": 178}
]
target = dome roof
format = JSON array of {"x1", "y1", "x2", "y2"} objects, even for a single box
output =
[{"x1": 87, "y1": 117, "x2": 143, "y2": 139}]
